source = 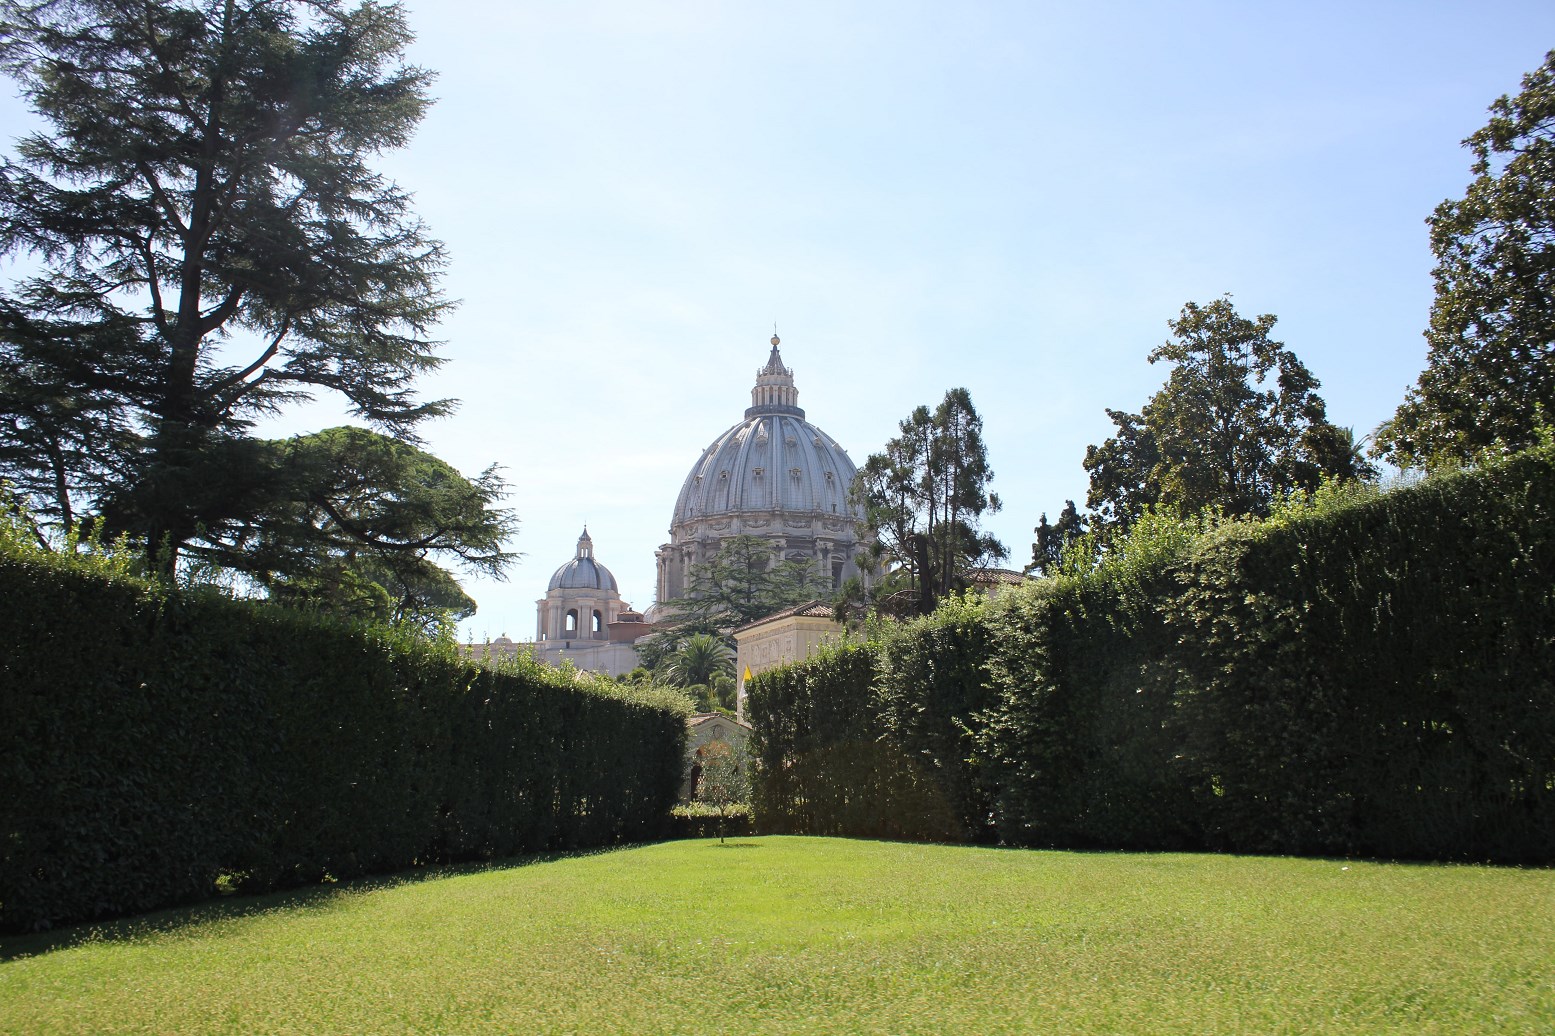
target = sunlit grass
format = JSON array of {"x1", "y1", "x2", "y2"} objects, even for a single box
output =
[{"x1": 3, "y1": 837, "x2": 1552, "y2": 1034}]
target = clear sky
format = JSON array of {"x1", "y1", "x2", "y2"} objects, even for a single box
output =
[{"x1": 5, "y1": 1, "x2": 1555, "y2": 640}]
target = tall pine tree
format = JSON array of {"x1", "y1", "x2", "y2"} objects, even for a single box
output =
[
  {"x1": 0, "y1": 0, "x2": 458, "y2": 578},
  {"x1": 854, "y1": 387, "x2": 1006, "y2": 616}
]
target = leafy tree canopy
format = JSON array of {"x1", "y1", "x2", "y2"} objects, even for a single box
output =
[
  {"x1": 0, "y1": 0, "x2": 463, "y2": 579},
  {"x1": 211, "y1": 426, "x2": 516, "y2": 636},
  {"x1": 692, "y1": 737, "x2": 751, "y2": 842},
  {"x1": 853, "y1": 387, "x2": 1006, "y2": 616},
  {"x1": 1084, "y1": 298, "x2": 1366, "y2": 530},
  {"x1": 1376, "y1": 50, "x2": 1555, "y2": 469}
]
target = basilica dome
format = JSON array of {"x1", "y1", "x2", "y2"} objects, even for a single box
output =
[
  {"x1": 547, "y1": 528, "x2": 618, "y2": 592},
  {"x1": 656, "y1": 336, "x2": 865, "y2": 605}
]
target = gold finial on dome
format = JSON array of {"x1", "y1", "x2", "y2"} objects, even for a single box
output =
[{"x1": 772, "y1": 333, "x2": 780, "y2": 347}]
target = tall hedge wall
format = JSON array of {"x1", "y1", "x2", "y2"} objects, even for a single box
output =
[
  {"x1": 0, "y1": 556, "x2": 688, "y2": 933},
  {"x1": 1159, "y1": 450, "x2": 1555, "y2": 861},
  {"x1": 981, "y1": 571, "x2": 1198, "y2": 851},
  {"x1": 749, "y1": 446, "x2": 1555, "y2": 862},
  {"x1": 747, "y1": 599, "x2": 1002, "y2": 843}
]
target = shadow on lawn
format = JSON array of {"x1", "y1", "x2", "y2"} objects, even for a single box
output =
[{"x1": 0, "y1": 844, "x2": 634, "y2": 964}]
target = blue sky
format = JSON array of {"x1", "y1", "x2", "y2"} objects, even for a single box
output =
[{"x1": 5, "y1": 1, "x2": 1554, "y2": 639}]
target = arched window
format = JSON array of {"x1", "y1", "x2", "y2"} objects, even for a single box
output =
[
  {"x1": 565, "y1": 609, "x2": 578, "y2": 633},
  {"x1": 592, "y1": 610, "x2": 603, "y2": 633}
]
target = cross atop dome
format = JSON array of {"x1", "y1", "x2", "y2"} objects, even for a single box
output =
[{"x1": 749, "y1": 332, "x2": 802, "y2": 418}]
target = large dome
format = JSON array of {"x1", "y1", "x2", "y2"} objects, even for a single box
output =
[
  {"x1": 656, "y1": 335, "x2": 866, "y2": 606},
  {"x1": 547, "y1": 528, "x2": 618, "y2": 592},
  {"x1": 672, "y1": 413, "x2": 857, "y2": 526}
]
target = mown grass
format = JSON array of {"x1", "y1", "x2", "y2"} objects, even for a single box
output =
[{"x1": 2, "y1": 837, "x2": 1552, "y2": 1034}]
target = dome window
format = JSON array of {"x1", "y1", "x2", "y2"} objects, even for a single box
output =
[
  {"x1": 785, "y1": 436, "x2": 797, "y2": 447},
  {"x1": 753, "y1": 467, "x2": 764, "y2": 477},
  {"x1": 790, "y1": 467, "x2": 802, "y2": 479}
]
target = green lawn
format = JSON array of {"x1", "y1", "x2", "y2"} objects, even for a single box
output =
[{"x1": 2, "y1": 836, "x2": 1552, "y2": 1034}]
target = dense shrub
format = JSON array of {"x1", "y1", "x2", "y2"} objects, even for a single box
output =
[
  {"x1": 981, "y1": 574, "x2": 1198, "y2": 851},
  {"x1": 874, "y1": 595, "x2": 1000, "y2": 842},
  {"x1": 0, "y1": 553, "x2": 688, "y2": 933},
  {"x1": 746, "y1": 446, "x2": 1555, "y2": 863},
  {"x1": 668, "y1": 803, "x2": 754, "y2": 840},
  {"x1": 748, "y1": 642, "x2": 962, "y2": 840},
  {"x1": 1166, "y1": 451, "x2": 1555, "y2": 861}
]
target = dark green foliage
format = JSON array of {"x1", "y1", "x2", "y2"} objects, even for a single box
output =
[
  {"x1": 1027, "y1": 499, "x2": 1086, "y2": 576},
  {"x1": 747, "y1": 643, "x2": 960, "y2": 841},
  {"x1": 1085, "y1": 298, "x2": 1365, "y2": 531},
  {"x1": 667, "y1": 803, "x2": 754, "y2": 840},
  {"x1": 748, "y1": 446, "x2": 1555, "y2": 863},
  {"x1": 0, "y1": 553, "x2": 688, "y2": 933},
  {"x1": 747, "y1": 601, "x2": 1000, "y2": 843},
  {"x1": 1378, "y1": 51, "x2": 1555, "y2": 468},
  {"x1": 853, "y1": 387, "x2": 1006, "y2": 616},
  {"x1": 213, "y1": 426, "x2": 516, "y2": 634},
  {"x1": 661, "y1": 534, "x2": 831, "y2": 634},
  {"x1": 1165, "y1": 454, "x2": 1555, "y2": 859},
  {"x1": 981, "y1": 575, "x2": 1198, "y2": 851},
  {"x1": 874, "y1": 595, "x2": 999, "y2": 843},
  {"x1": 0, "y1": 0, "x2": 462, "y2": 577},
  {"x1": 657, "y1": 632, "x2": 735, "y2": 689}
]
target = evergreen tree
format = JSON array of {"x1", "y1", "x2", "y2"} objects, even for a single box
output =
[
  {"x1": 0, "y1": 0, "x2": 460, "y2": 578},
  {"x1": 1376, "y1": 50, "x2": 1555, "y2": 468},
  {"x1": 662, "y1": 534, "x2": 830, "y2": 633},
  {"x1": 1084, "y1": 298, "x2": 1363, "y2": 529},
  {"x1": 220, "y1": 426, "x2": 515, "y2": 635},
  {"x1": 854, "y1": 387, "x2": 1006, "y2": 616},
  {"x1": 1028, "y1": 499, "x2": 1087, "y2": 577},
  {"x1": 657, "y1": 632, "x2": 735, "y2": 690}
]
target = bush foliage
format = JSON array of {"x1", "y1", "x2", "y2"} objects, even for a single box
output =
[
  {"x1": 0, "y1": 551, "x2": 688, "y2": 933},
  {"x1": 749, "y1": 447, "x2": 1555, "y2": 862}
]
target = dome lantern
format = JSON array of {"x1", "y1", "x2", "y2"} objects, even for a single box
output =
[{"x1": 749, "y1": 336, "x2": 801, "y2": 418}]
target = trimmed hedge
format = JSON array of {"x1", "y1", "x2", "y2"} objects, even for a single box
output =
[
  {"x1": 667, "y1": 803, "x2": 754, "y2": 840},
  {"x1": 749, "y1": 446, "x2": 1555, "y2": 862},
  {"x1": 1162, "y1": 452, "x2": 1555, "y2": 861},
  {"x1": 747, "y1": 601, "x2": 1002, "y2": 843},
  {"x1": 748, "y1": 642, "x2": 962, "y2": 840},
  {"x1": 0, "y1": 555, "x2": 688, "y2": 933},
  {"x1": 981, "y1": 572, "x2": 1197, "y2": 851}
]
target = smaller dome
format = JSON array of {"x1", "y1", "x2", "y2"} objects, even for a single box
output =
[{"x1": 548, "y1": 528, "x2": 619, "y2": 592}]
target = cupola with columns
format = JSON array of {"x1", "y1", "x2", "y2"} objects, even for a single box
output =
[
  {"x1": 748, "y1": 334, "x2": 803, "y2": 417},
  {"x1": 537, "y1": 527, "x2": 627, "y2": 642}
]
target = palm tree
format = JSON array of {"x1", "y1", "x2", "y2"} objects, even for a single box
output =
[{"x1": 658, "y1": 633, "x2": 735, "y2": 689}]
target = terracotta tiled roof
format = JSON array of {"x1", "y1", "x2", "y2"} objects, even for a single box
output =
[
  {"x1": 733, "y1": 599, "x2": 837, "y2": 634},
  {"x1": 971, "y1": 568, "x2": 1029, "y2": 586}
]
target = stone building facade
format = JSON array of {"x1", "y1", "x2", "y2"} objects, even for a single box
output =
[{"x1": 732, "y1": 600, "x2": 845, "y2": 721}]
